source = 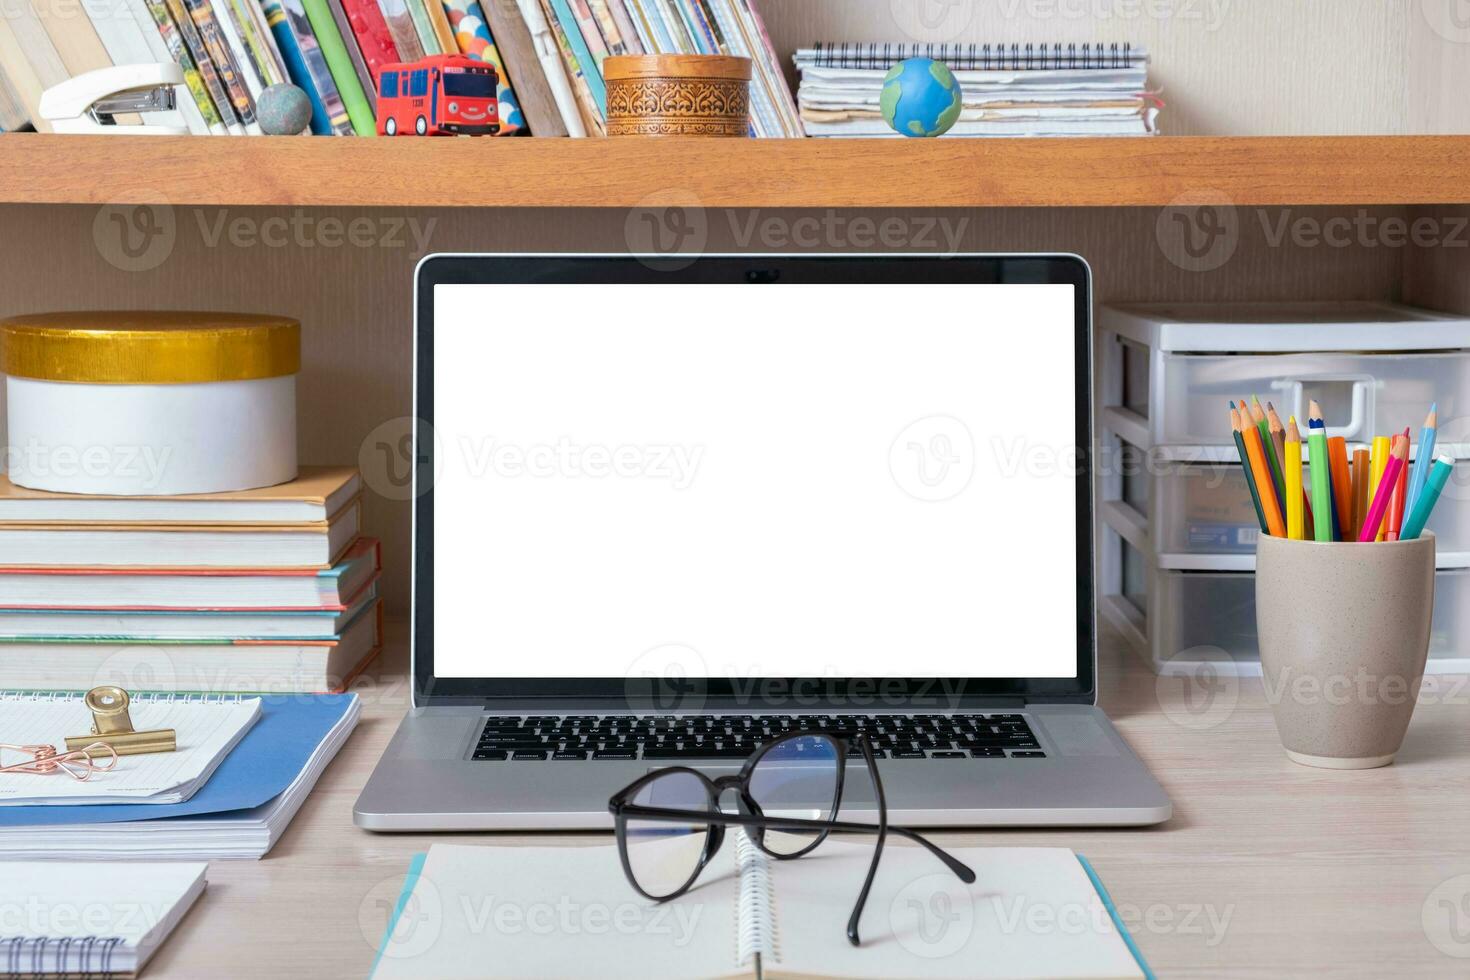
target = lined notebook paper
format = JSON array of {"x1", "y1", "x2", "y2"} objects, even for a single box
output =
[
  {"x1": 0, "y1": 692, "x2": 260, "y2": 805},
  {"x1": 0, "y1": 862, "x2": 206, "y2": 977},
  {"x1": 371, "y1": 838, "x2": 1150, "y2": 979}
]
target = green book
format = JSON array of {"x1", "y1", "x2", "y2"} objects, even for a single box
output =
[{"x1": 300, "y1": 0, "x2": 376, "y2": 135}]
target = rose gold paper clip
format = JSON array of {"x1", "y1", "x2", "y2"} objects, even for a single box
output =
[{"x1": 0, "y1": 742, "x2": 119, "y2": 780}]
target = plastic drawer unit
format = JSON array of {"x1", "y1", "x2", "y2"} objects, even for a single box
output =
[{"x1": 1097, "y1": 302, "x2": 1470, "y2": 676}]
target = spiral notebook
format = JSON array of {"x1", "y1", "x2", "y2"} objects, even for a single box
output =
[
  {"x1": 370, "y1": 837, "x2": 1151, "y2": 980},
  {"x1": 0, "y1": 691, "x2": 260, "y2": 806},
  {"x1": 0, "y1": 861, "x2": 206, "y2": 978},
  {"x1": 799, "y1": 41, "x2": 1147, "y2": 71}
]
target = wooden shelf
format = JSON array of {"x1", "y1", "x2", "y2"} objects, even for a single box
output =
[{"x1": 3, "y1": 134, "x2": 1470, "y2": 208}]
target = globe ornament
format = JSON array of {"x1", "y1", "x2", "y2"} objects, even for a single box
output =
[
  {"x1": 880, "y1": 58, "x2": 963, "y2": 138},
  {"x1": 258, "y1": 83, "x2": 314, "y2": 136}
]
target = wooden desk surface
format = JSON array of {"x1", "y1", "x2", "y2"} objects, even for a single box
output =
[{"x1": 144, "y1": 622, "x2": 1470, "y2": 979}]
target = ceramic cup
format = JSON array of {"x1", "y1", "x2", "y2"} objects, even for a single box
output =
[{"x1": 1255, "y1": 533, "x2": 1435, "y2": 769}]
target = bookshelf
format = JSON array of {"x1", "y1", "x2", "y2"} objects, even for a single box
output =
[
  {"x1": 3, "y1": 134, "x2": 1469, "y2": 208},
  {"x1": 2, "y1": 130, "x2": 1468, "y2": 615}
]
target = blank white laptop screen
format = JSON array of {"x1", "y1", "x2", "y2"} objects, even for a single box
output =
[{"x1": 431, "y1": 282, "x2": 1078, "y2": 679}]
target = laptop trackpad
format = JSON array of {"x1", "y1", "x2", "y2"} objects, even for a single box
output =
[{"x1": 645, "y1": 765, "x2": 879, "y2": 807}]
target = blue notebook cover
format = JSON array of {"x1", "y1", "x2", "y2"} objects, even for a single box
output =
[
  {"x1": 0, "y1": 693, "x2": 356, "y2": 827},
  {"x1": 371, "y1": 851, "x2": 428, "y2": 977}
]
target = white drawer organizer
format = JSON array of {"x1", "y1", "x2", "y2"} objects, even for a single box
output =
[{"x1": 1097, "y1": 302, "x2": 1470, "y2": 676}]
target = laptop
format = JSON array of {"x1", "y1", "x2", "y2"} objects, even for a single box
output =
[{"x1": 354, "y1": 253, "x2": 1171, "y2": 830}]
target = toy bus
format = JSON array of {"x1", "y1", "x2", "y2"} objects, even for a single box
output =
[{"x1": 376, "y1": 54, "x2": 499, "y2": 137}]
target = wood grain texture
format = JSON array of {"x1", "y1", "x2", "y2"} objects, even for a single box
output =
[
  {"x1": 129, "y1": 618, "x2": 1470, "y2": 979},
  {"x1": 480, "y1": 0, "x2": 568, "y2": 137},
  {"x1": 3, "y1": 135, "x2": 1470, "y2": 207}
]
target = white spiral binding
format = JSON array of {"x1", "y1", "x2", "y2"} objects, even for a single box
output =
[
  {"x1": 1, "y1": 935, "x2": 124, "y2": 977},
  {"x1": 0, "y1": 689, "x2": 247, "y2": 703},
  {"x1": 734, "y1": 830, "x2": 778, "y2": 975}
]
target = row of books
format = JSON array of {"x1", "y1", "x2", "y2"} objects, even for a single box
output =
[
  {"x1": 0, "y1": 466, "x2": 382, "y2": 693},
  {"x1": 0, "y1": 0, "x2": 523, "y2": 134},
  {"x1": 0, "y1": 0, "x2": 798, "y2": 136},
  {"x1": 793, "y1": 42, "x2": 1161, "y2": 138},
  {"x1": 532, "y1": 0, "x2": 802, "y2": 136}
]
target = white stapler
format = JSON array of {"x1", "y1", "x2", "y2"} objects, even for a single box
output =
[{"x1": 39, "y1": 63, "x2": 189, "y2": 135}]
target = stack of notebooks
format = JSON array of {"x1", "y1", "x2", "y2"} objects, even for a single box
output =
[
  {"x1": 794, "y1": 42, "x2": 1161, "y2": 137},
  {"x1": 0, "y1": 690, "x2": 360, "y2": 858},
  {"x1": 0, "y1": 0, "x2": 799, "y2": 136},
  {"x1": 0, "y1": 466, "x2": 381, "y2": 694}
]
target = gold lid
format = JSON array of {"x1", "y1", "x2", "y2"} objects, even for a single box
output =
[{"x1": 0, "y1": 312, "x2": 300, "y2": 384}]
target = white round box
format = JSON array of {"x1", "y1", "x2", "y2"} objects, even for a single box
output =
[{"x1": 2, "y1": 312, "x2": 300, "y2": 496}]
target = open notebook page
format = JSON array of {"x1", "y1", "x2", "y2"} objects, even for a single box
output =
[
  {"x1": 0, "y1": 693, "x2": 261, "y2": 805},
  {"x1": 765, "y1": 843, "x2": 1146, "y2": 980},
  {"x1": 370, "y1": 839, "x2": 746, "y2": 980},
  {"x1": 371, "y1": 839, "x2": 1148, "y2": 980}
]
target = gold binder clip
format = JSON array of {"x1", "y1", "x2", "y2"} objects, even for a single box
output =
[{"x1": 64, "y1": 686, "x2": 176, "y2": 756}]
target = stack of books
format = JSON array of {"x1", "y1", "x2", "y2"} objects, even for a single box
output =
[
  {"x1": 0, "y1": 466, "x2": 381, "y2": 694},
  {"x1": 793, "y1": 42, "x2": 1160, "y2": 138},
  {"x1": 0, "y1": 0, "x2": 798, "y2": 136}
]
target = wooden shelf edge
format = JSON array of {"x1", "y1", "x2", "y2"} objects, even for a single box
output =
[{"x1": 1, "y1": 134, "x2": 1469, "y2": 208}]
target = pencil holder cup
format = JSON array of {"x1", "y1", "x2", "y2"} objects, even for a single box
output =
[{"x1": 1255, "y1": 533, "x2": 1435, "y2": 769}]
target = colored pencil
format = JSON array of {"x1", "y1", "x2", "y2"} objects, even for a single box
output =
[
  {"x1": 1405, "y1": 404, "x2": 1438, "y2": 515},
  {"x1": 1231, "y1": 404, "x2": 1269, "y2": 534},
  {"x1": 1369, "y1": 435, "x2": 1391, "y2": 541},
  {"x1": 1247, "y1": 436, "x2": 1287, "y2": 538},
  {"x1": 1307, "y1": 401, "x2": 1333, "y2": 542},
  {"x1": 1351, "y1": 447, "x2": 1371, "y2": 538},
  {"x1": 1265, "y1": 401, "x2": 1288, "y2": 497},
  {"x1": 1359, "y1": 435, "x2": 1408, "y2": 542},
  {"x1": 1386, "y1": 458, "x2": 1409, "y2": 540},
  {"x1": 1327, "y1": 436, "x2": 1353, "y2": 540},
  {"x1": 1244, "y1": 417, "x2": 1286, "y2": 538},
  {"x1": 1251, "y1": 397, "x2": 1285, "y2": 503},
  {"x1": 1401, "y1": 455, "x2": 1454, "y2": 541},
  {"x1": 1285, "y1": 417, "x2": 1304, "y2": 540}
]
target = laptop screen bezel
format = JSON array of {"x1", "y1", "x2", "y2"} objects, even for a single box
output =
[{"x1": 412, "y1": 253, "x2": 1096, "y2": 706}]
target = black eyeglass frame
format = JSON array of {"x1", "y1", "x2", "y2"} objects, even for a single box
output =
[{"x1": 607, "y1": 730, "x2": 977, "y2": 946}]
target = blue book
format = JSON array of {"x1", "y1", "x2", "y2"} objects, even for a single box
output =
[
  {"x1": 260, "y1": 0, "x2": 334, "y2": 134},
  {"x1": 0, "y1": 693, "x2": 359, "y2": 857},
  {"x1": 546, "y1": 0, "x2": 605, "y2": 114}
]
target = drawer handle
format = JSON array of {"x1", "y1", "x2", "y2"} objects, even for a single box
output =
[{"x1": 1278, "y1": 378, "x2": 1370, "y2": 439}]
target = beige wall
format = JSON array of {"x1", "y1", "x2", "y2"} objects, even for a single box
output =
[{"x1": 762, "y1": 0, "x2": 1470, "y2": 135}]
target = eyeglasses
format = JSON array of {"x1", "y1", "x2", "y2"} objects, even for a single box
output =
[{"x1": 607, "y1": 730, "x2": 976, "y2": 946}]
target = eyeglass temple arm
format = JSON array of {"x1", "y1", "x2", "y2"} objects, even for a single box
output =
[
  {"x1": 847, "y1": 736, "x2": 888, "y2": 946},
  {"x1": 842, "y1": 737, "x2": 975, "y2": 945}
]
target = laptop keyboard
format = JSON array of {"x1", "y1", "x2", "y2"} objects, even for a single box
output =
[{"x1": 471, "y1": 713, "x2": 1043, "y2": 761}]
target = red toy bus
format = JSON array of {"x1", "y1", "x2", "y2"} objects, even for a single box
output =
[{"x1": 376, "y1": 54, "x2": 499, "y2": 136}]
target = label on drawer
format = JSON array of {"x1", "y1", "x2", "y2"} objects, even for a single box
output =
[{"x1": 1188, "y1": 522, "x2": 1259, "y2": 550}]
